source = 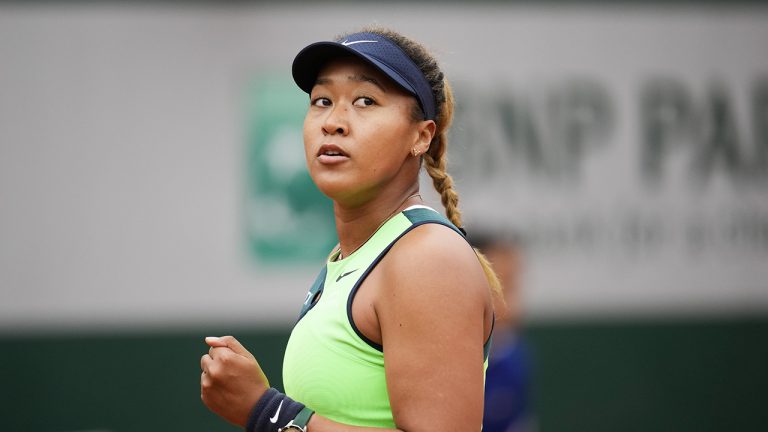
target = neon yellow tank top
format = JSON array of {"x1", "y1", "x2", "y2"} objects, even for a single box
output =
[{"x1": 282, "y1": 207, "x2": 492, "y2": 427}]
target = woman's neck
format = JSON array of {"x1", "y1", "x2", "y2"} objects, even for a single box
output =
[{"x1": 333, "y1": 185, "x2": 422, "y2": 260}]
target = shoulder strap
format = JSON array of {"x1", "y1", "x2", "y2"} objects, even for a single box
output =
[
  {"x1": 296, "y1": 266, "x2": 327, "y2": 322},
  {"x1": 401, "y1": 207, "x2": 466, "y2": 239}
]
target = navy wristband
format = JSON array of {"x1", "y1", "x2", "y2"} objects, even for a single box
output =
[{"x1": 245, "y1": 388, "x2": 305, "y2": 432}]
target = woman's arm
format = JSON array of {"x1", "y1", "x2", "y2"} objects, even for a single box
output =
[{"x1": 374, "y1": 224, "x2": 490, "y2": 431}]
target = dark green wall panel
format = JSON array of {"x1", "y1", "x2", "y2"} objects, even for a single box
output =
[
  {"x1": 0, "y1": 329, "x2": 290, "y2": 432},
  {"x1": 1, "y1": 318, "x2": 766, "y2": 432},
  {"x1": 526, "y1": 318, "x2": 768, "y2": 432}
]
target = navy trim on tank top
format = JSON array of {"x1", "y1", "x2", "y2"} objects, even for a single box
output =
[{"x1": 296, "y1": 266, "x2": 327, "y2": 324}]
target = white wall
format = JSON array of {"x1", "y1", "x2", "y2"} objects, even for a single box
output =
[{"x1": 1, "y1": 3, "x2": 767, "y2": 332}]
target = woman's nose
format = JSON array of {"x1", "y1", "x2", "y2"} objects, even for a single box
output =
[{"x1": 322, "y1": 106, "x2": 349, "y2": 136}]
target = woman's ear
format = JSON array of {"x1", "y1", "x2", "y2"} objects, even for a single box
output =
[{"x1": 414, "y1": 120, "x2": 436, "y2": 155}]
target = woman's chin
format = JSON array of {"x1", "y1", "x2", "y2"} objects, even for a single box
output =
[
  {"x1": 312, "y1": 176, "x2": 356, "y2": 200},
  {"x1": 312, "y1": 178, "x2": 376, "y2": 208}
]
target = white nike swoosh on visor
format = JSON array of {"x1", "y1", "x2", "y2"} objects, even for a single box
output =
[
  {"x1": 269, "y1": 400, "x2": 284, "y2": 423},
  {"x1": 341, "y1": 40, "x2": 378, "y2": 46}
]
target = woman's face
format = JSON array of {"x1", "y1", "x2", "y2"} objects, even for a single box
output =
[{"x1": 303, "y1": 56, "x2": 434, "y2": 206}]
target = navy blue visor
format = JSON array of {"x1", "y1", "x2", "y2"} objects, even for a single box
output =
[{"x1": 292, "y1": 32, "x2": 437, "y2": 121}]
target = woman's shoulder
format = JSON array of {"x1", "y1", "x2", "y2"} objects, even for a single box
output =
[
  {"x1": 379, "y1": 222, "x2": 490, "y2": 306},
  {"x1": 394, "y1": 220, "x2": 474, "y2": 262}
]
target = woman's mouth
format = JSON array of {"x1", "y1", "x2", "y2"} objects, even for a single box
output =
[{"x1": 317, "y1": 144, "x2": 350, "y2": 164}]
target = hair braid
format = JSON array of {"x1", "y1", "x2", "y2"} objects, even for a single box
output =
[
  {"x1": 422, "y1": 80, "x2": 463, "y2": 229},
  {"x1": 346, "y1": 26, "x2": 502, "y2": 296},
  {"x1": 425, "y1": 80, "x2": 502, "y2": 296}
]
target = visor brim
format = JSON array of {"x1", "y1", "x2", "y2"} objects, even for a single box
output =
[{"x1": 292, "y1": 41, "x2": 418, "y2": 99}]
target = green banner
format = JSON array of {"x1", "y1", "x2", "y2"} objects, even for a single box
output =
[{"x1": 244, "y1": 76, "x2": 336, "y2": 263}]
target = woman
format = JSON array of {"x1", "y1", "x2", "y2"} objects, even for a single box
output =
[{"x1": 200, "y1": 27, "x2": 500, "y2": 432}]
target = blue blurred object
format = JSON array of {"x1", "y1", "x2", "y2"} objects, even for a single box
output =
[{"x1": 484, "y1": 332, "x2": 532, "y2": 432}]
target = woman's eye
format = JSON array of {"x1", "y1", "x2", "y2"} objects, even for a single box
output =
[
  {"x1": 312, "y1": 97, "x2": 331, "y2": 107},
  {"x1": 353, "y1": 97, "x2": 375, "y2": 107}
]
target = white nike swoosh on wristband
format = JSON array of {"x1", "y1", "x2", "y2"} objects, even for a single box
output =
[{"x1": 269, "y1": 400, "x2": 284, "y2": 423}]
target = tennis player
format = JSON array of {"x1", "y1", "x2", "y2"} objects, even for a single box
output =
[{"x1": 200, "y1": 27, "x2": 501, "y2": 432}]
